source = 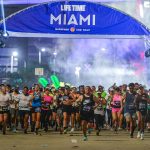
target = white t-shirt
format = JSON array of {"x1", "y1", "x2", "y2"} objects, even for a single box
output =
[
  {"x1": 94, "y1": 102, "x2": 104, "y2": 115},
  {"x1": 0, "y1": 93, "x2": 11, "y2": 107},
  {"x1": 10, "y1": 93, "x2": 19, "y2": 109},
  {"x1": 19, "y1": 94, "x2": 31, "y2": 111}
]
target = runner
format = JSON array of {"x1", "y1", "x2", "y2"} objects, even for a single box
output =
[
  {"x1": 135, "y1": 85, "x2": 149, "y2": 140},
  {"x1": 9, "y1": 87, "x2": 19, "y2": 132},
  {"x1": 55, "y1": 88, "x2": 64, "y2": 134},
  {"x1": 62, "y1": 87, "x2": 73, "y2": 134},
  {"x1": 111, "y1": 87, "x2": 123, "y2": 132},
  {"x1": 50, "y1": 87, "x2": 57, "y2": 129},
  {"x1": 70, "y1": 87, "x2": 80, "y2": 133},
  {"x1": 94, "y1": 92, "x2": 105, "y2": 136},
  {"x1": 124, "y1": 83, "x2": 136, "y2": 138},
  {"x1": 147, "y1": 89, "x2": 150, "y2": 131},
  {"x1": 77, "y1": 86, "x2": 95, "y2": 141},
  {"x1": 31, "y1": 84, "x2": 43, "y2": 135},
  {"x1": 106, "y1": 88, "x2": 113, "y2": 130},
  {"x1": 120, "y1": 84, "x2": 127, "y2": 130},
  {"x1": 97, "y1": 85, "x2": 107, "y2": 128},
  {"x1": 18, "y1": 86, "x2": 31, "y2": 134},
  {"x1": 41, "y1": 88, "x2": 53, "y2": 132},
  {"x1": 0, "y1": 85, "x2": 11, "y2": 134}
]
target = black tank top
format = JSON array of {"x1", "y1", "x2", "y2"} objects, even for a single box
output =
[
  {"x1": 124, "y1": 92, "x2": 136, "y2": 113},
  {"x1": 135, "y1": 93, "x2": 148, "y2": 112},
  {"x1": 81, "y1": 94, "x2": 94, "y2": 112}
]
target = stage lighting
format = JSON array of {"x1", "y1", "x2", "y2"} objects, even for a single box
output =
[
  {"x1": 145, "y1": 49, "x2": 150, "y2": 57},
  {"x1": 3, "y1": 32, "x2": 9, "y2": 38},
  {"x1": 0, "y1": 30, "x2": 9, "y2": 38},
  {"x1": 41, "y1": 48, "x2": 46, "y2": 52}
]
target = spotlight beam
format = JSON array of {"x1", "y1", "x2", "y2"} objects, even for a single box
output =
[{"x1": 0, "y1": 0, "x2": 7, "y2": 35}]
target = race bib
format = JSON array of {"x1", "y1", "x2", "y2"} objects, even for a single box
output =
[
  {"x1": 128, "y1": 103, "x2": 135, "y2": 110},
  {"x1": 83, "y1": 106, "x2": 92, "y2": 112},
  {"x1": 113, "y1": 101, "x2": 121, "y2": 108}
]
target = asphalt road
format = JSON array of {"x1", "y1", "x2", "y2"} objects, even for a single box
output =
[{"x1": 0, "y1": 130, "x2": 150, "y2": 150}]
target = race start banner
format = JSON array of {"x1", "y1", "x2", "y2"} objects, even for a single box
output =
[{"x1": 0, "y1": 1, "x2": 150, "y2": 37}]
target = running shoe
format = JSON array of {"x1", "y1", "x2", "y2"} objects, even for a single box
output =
[
  {"x1": 63, "y1": 129, "x2": 67, "y2": 134},
  {"x1": 137, "y1": 131, "x2": 141, "y2": 138},
  {"x1": 24, "y1": 129, "x2": 27, "y2": 134},
  {"x1": 140, "y1": 133, "x2": 144, "y2": 140},
  {"x1": 96, "y1": 130, "x2": 100, "y2": 136},
  {"x1": 12, "y1": 128, "x2": 17, "y2": 133},
  {"x1": 70, "y1": 128, "x2": 75, "y2": 133},
  {"x1": 130, "y1": 132, "x2": 133, "y2": 138},
  {"x1": 2, "y1": 129, "x2": 6, "y2": 135},
  {"x1": 83, "y1": 136, "x2": 88, "y2": 141},
  {"x1": 35, "y1": 128, "x2": 39, "y2": 135},
  {"x1": 118, "y1": 127, "x2": 122, "y2": 131},
  {"x1": 88, "y1": 128, "x2": 92, "y2": 134}
]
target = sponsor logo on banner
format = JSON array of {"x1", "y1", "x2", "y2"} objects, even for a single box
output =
[{"x1": 49, "y1": 3, "x2": 96, "y2": 33}]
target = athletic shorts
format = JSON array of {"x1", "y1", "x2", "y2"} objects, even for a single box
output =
[
  {"x1": 136, "y1": 111, "x2": 147, "y2": 120},
  {"x1": 75, "y1": 107, "x2": 80, "y2": 113},
  {"x1": 80, "y1": 111, "x2": 94, "y2": 123},
  {"x1": 71, "y1": 107, "x2": 76, "y2": 114},
  {"x1": 19, "y1": 110, "x2": 30, "y2": 117},
  {"x1": 41, "y1": 109, "x2": 52, "y2": 119},
  {"x1": 112, "y1": 108, "x2": 121, "y2": 113},
  {"x1": 52, "y1": 107, "x2": 57, "y2": 113},
  {"x1": 124, "y1": 112, "x2": 136, "y2": 119},
  {"x1": 31, "y1": 107, "x2": 41, "y2": 113},
  {"x1": 0, "y1": 106, "x2": 9, "y2": 114},
  {"x1": 56, "y1": 108, "x2": 63, "y2": 118},
  {"x1": 62, "y1": 105, "x2": 72, "y2": 115}
]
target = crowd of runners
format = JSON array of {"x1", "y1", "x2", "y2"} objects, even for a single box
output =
[{"x1": 0, "y1": 83, "x2": 150, "y2": 141}]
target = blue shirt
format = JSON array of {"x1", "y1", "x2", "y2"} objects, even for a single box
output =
[{"x1": 32, "y1": 92, "x2": 42, "y2": 107}]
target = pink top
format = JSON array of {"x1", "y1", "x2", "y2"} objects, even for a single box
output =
[
  {"x1": 42, "y1": 95, "x2": 53, "y2": 110},
  {"x1": 112, "y1": 94, "x2": 121, "y2": 108}
]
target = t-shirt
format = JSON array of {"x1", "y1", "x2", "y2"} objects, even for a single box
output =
[
  {"x1": 0, "y1": 93, "x2": 11, "y2": 107},
  {"x1": 32, "y1": 92, "x2": 42, "y2": 107},
  {"x1": 19, "y1": 93, "x2": 31, "y2": 111},
  {"x1": 94, "y1": 101, "x2": 104, "y2": 115},
  {"x1": 42, "y1": 95, "x2": 53, "y2": 110},
  {"x1": 10, "y1": 93, "x2": 19, "y2": 109},
  {"x1": 62, "y1": 94, "x2": 72, "y2": 106}
]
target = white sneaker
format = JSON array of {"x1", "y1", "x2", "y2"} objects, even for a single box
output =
[
  {"x1": 140, "y1": 133, "x2": 144, "y2": 140},
  {"x1": 118, "y1": 127, "x2": 122, "y2": 131},
  {"x1": 137, "y1": 131, "x2": 141, "y2": 138},
  {"x1": 70, "y1": 128, "x2": 75, "y2": 133},
  {"x1": 63, "y1": 129, "x2": 67, "y2": 134}
]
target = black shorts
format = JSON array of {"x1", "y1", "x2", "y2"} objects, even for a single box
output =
[
  {"x1": 140, "y1": 111, "x2": 147, "y2": 117},
  {"x1": 62, "y1": 105, "x2": 72, "y2": 115},
  {"x1": 71, "y1": 107, "x2": 76, "y2": 114},
  {"x1": 19, "y1": 110, "x2": 30, "y2": 117},
  {"x1": 80, "y1": 111, "x2": 94, "y2": 123},
  {"x1": 71, "y1": 106, "x2": 80, "y2": 114},
  {"x1": 0, "y1": 106, "x2": 9, "y2": 114},
  {"x1": 52, "y1": 107, "x2": 57, "y2": 113},
  {"x1": 75, "y1": 107, "x2": 80, "y2": 113},
  {"x1": 41, "y1": 109, "x2": 52, "y2": 116}
]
